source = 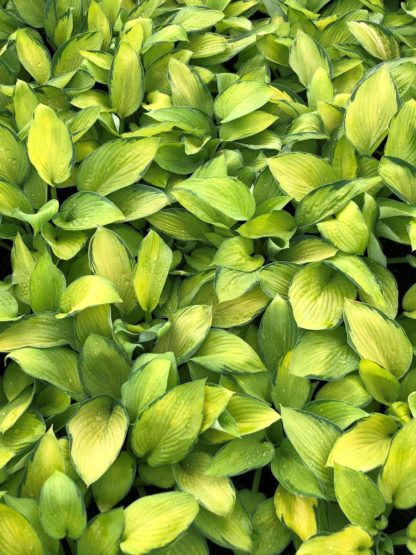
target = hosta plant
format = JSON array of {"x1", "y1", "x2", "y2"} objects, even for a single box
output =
[{"x1": 0, "y1": 0, "x2": 415, "y2": 554}]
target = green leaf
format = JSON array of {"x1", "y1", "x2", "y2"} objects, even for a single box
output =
[
  {"x1": 169, "y1": 57, "x2": 213, "y2": 115},
  {"x1": 274, "y1": 486, "x2": 317, "y2": 541},
  {"x1": 288, "y1": 262, "x2": 356, "y2": 330},
  {"x1": 59, "y1": 275, "x2": 122, "y2": 317},
  {"x1": 347, "y1": 22, "x2": 399, "y2": 60},
  {"x1": 334, "y1": 464, "x2": 385, "y2": 530},
  {"x1": 191, "y1": 329, "x2": 267, "y2": 374},
  {"x1": 271, "y1": 352, "x2": 310, "y2": 410},
  {"x1": 108, "y1": 184, "x2": 168, "y2": 222},
  {"x1": 359, "y1": 359, "x2": 400, "y2": 404},
  {"x1": 77, "y1": 509, "x2": 124, "y2": 555},
  {"x1": 0, "y1": 503, "x2": 43, "y2": 555},
  {"x1": 52, "y1": 31, "x2": 103, "y2": 76},
  {"x1": 15, "y1": 28, "x2": 51, "y2": 84},
  {"x1": 379, "y1": 419, "x2": 416, "y2": 508},
  {"x1": 289, "y1": 31, "x2": 331, "y2": 86},
  {"x1": 29, "y1": 251, "x2": 66, "y2": 312},
  {"x1": 327, "y1": 414, "x2": 397, "y2": 471},
  {"x1": 344, "y1": 300, "x2": 413, "y2": 378},
  {"x1": 290, "y1": 328, "x2": 359, "y2": 380},
  {"x1": 384, "y1": 99, "x2": 416, "y2": 166},
  {"x1": 174, "y1": 451, "x2": 236, "y2": 516},
  {"x1": 39, "y1": 471, "x2": 86, "y2": 540},
  {"x1": 92, "y1": 452, "x2": 136, "y2": 512},
  {"x1": 296, "y1": 525, "x2": 373, "y2": 555},
  {"x1": 281, "y1": 406, "x2": 340, "y2": 497},
  {"x1": 77, "y1": 138, "x2": 159, "y2": 195},
  {"x1": 226, "y1": 394, "x2": 279, "y2": 435},
  {"x1": 7, "y1": 346, "x2": 82, "y2": 395},
  {"x1": 134, "y1": 230, "x2": 172, "y2": 315},
  {"x1": 67, "y1": 396, "x2": 129, "y2": 486},
  {"x1": 0, "y1": 124, "x2": 30, "y2": 186},
  {"x1": 252, "y1": 498, "x2": 291, "y2": 555},
  {"x1": 207, "y1": 437, "x2": 274, "y2": 477},
  {"x1": 0, "y1": 180, "x2": 31, "y2": 218},
  {"x1": 109, "y1": 41, "x2": 144, "y2": 118},
  {"x1": 53, "y1": 192, "x2": 125, "y2": 230},
  {"x1": 121, "y1": 492, "x2": 199, "y2": 555},
  {"x1": 27, "y1": 104, "x2": 75, "y2": 186},
  {"x1": 131, "y1": 380, "x2": 206, "y2": 466},
  {"x1": 345, "y1": 67, "x2": 398, "y2": 155},
  {"x1": 214, "y1": 80, "x2": 272, "y2": 123},
  {"x1": 268, "y1": 152, "x2": 336, "y2": 202}
]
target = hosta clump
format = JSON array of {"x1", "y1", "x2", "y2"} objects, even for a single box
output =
[{"x1": 0, "y1": 0, "x2": 416, "y2": 554}]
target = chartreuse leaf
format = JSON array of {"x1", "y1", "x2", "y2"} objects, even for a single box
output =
[
  {"x1": 318, "y1": 201, "x2": 368, "y2": 255},
  {"x1": 347, "y1": 22, "x2": 399, "y2": 60},
  {"x1": 89, "y1": 227, "x2": 136, "y2": 314},
  {"x1": 281, "y1": 406, "x2": 340, "y2": 497},
  {"x1": 108, "y1": 184, "x2": 168, "y2": 222},
  {"x1": 290, "y1": 328, "x2": 359, "y2": 380},
  {"x1": 191, "y1": 329, "x2": 267, "y2": 374},
  {"x1": 304, "y1": 401, "x2": 366, "y2": 430},
  {"x1": 131, "y1": 380, "x2": 206, "y2": 466},
  {"x1": 288, "y1": 262, "x2": 356, "y2": 330},
  {"x1": 52, "y1": 31, "x2": 103, "y2": 75},
  {"x1": 121, "y1": 492, "x2": 199, "y2": 555},
  {"x1": 384, "y1": 99, "x2": 416, "y2": 166},
  {"x1": 345, "y1": 67, "x2": 398, "y2": 155},
  {"x1": 80, "y1": 334, "x2": 130, "y2": 397},
  {"x1": 0, "y1": 125, "x2": 30, "y2": 186},
  {"x1": 227, "y1": 394, "x2": 279, "y2": 435},
  {"x1": 15, "y1": 28, "x2": 51, "y2": 84},
  {"x1": 27, "y1": 104, "x2": 74, "y2": 186},
  {"x1": 53, "y1": 192, "x2": 125, "y2": 230},
  {"x1": 7, "y1": 346, "x2": 82, "y2": 395},
  {"x1": 156, "y1": 528, "x2": 208, "y2": 555},
  {"x1": 0, "y1": 385, "x2": 34, "y2": 433},
  {"x1": 153, "y1": 305, "x2": 212, "y2": 364},
  {"x1": 201, "y1": 384, "x2": 234, "y2": 432},
  {"x1": 296, "y1": 525, "x2": 373, "y2": 555},
  {"x1": 109, "y1": 41, "x2": 144, "y2": 118},
  {"x1": 207, "y1": 437, "x2": 274, "y2": 477},
  {"x1": 195, "y1": 495, "x2": 252, "y2": 552},
  {"x1": 344, "y1": 300, "x2": 413, "y2": 378},
  {"x1": 379, "y1": 156, "x2": 416, "y2": 205},
  {"x1": 0, "y1": 181, "x2": 31, "y2": 218},
  {"x1": 169, "y1": 57, "x2": 213, "y2": 115},
  {"x1": 67, "y1": 396, "x2": 129, "y2": 486},
  {"x1": 92, "y1": 451, "x2": 136, "y2": 512},
  {"x1": 59, "y1": 275, "x2": 122, "y2": 317},
  {"x1": 42, "y1": 223, "x2": 87, "y2": 260},
  {"x1": 0, "y1": 503, "x2": 43, "y2": 555},
  {"x1": 29, "y1": 251, "x2": 66, "y2": 312},
  {"x1": 252, "y1": 498, "x2": 291, "y2": 555},
  {"x1": 274, "y1": 485, "x2": 318, "y2": 541},
  {"x1": 11, "y1": 233, "x2": 35, "y2": 305},
  {"x1": 134, "y1": 230, "x2": 172, "y2": 315},
  {"x1": 77, "y1": 509, "x2": 124, "y2": 555},
  {"x1": 78, "y1": 138, "x2": 159, "y2": 195},
  {"x1": 12, "y1": 0, "x2": 44, "y2": 28},
  {"x1": 379, "y1": 419, "x2": 416, "y2": 509},
  {"x1": 174, "y1": 451, "x2": 235, "y2": 516},
  {"x1": 271, "y1": 352, "x2": 311, "y2": 410},
  {"x1": 268, "y1": 152, "x2": 336, "y2": 201},
  {"x1": 214, "y1": 81, "x2": 272, "y2": 123},
  {"x1": 334, "y1": 464, "x2": 385, "y2": 531},
  {"x1": 289, "y1": 31, "x2": 331, "y2": 86},
  {"x1": 359, "y1": 359, "x2": 400, "y2": 404},
  {"x1": 327, "y1": 414, "x2": 397, "y2": 471}
]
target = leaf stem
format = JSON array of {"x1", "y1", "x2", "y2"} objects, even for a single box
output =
[
  {"x1": 0, "y1": 240, "x2": 11, "y2": 251},
  {"x1": 387, "y1": 257, "x2": 409, "y2": 264},
  {"x1": 252, "y1": 468, "x2": 262, "y2": 494},
  {"x1": 138, "y1": 485, "x2": 147, "y2": 498}
]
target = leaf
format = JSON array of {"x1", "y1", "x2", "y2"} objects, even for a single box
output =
[
  {"x1": 27, "y1": 104, "x2": 75, "y2": 186},
  {"x1": 252, "y1": 498, "x2": 291, "y2": 555},
  {"x1": 0, "y1": 124, "x2": 30, "y2": 186},
  {"x1": 227, "y1": 394, "x2": 280, "y2": 435},
  {"x1": 52, "y1": 31, "x2": 103, "y2": 76},
  {"x1": 0, "y1": 503, "x2": 43, "y2": 555},
  {"x1": 89, "y1": 227, "x2": 136, "y2": 314},
  {"x1": 7, "y1": 346, "x2": 82, "y2": 395},
  {"x1": 121, "y1": 492, "x2": 199, "y2": 555},
  {"x1": 78, "y1": 137, "x2": 159, "y2": 195},
  {"x1": 0, "y1": 181, "x2": 31, "y2": 218},
  {"x1": 281, "y1": 406, "x2": 340, "y2": 497},
  {"x1": 173, "y1": 176, "x2": 255, "y2": 225},
  {"x1": 29, "y1": 251, "x2": 66, "y2": 312},
  {"x1": 53, "y1": 192, "x2": 125, "y2": 230},
  {"x1": 379, "y1": 419, "x2": 416, "y2": 508},
  {"x1": 288, "y1": 262, "x2": 356, "y2": 330},
  {"x1": 378, "y1": 156, "x2": 416, "y2": 205},
  {"x1": 131, "y1": 380, "x2": 206, "y2": 466},
  {"x1": 109, "y1": 41, "x2": 144, "y2": 118},
  {"x1": 274, "y1": 486, "x2": 317, "y2": 541},
  {"x1": 92, "y1": 452, "x2": 136, "y2": 512},
  {"x1": 334, "y1": 464, "x2": 385, "y2": 530},
  {"x1": 134, "y1": 230, "x2": 172, "y2": 315},
  {"x1": 327, "y1": 414, "x2": 397, "y2": 471},
  {"x1": 77, "y1": 509, "x2": 124, "y2": 555},
  {"x1": 268, "y1": 152, "x2": 336, "y2": 201},
  {"x1": 108, "y1": 184, "x2": 168, "y2": 222},
  {"x1": 191, "y1": 329, "x2": 267, "y2": 374},
  {"x1": 59, "y1": 275, "x2": 122, "y2": 317},
  {"x1": 344, "y1": 300, "x2": 413, "y2": 378},
  {"x1": 153, "y1": 305, "x2": 212, "y2": 364},
  {"x1": 345, "y1": 67, "x2": 398, "y2": 155},
  {"x1": 67, "y1": 396, "x2": 129, "y2": 486},
  {"x1": 289, "y1": 31, "x2": 331, "y2": 86},
  {"x1": 290, "y1": 328, "x2": 359, "y2": 380},
  {"x1": 271, "y1": 352, "x2": 311, "y2": 410},
  {"x1": 39, "y1": 471, "x2": 86, "y2": 540},
  {"x1": 384, "y1": 99, "x2": 416, "y2": 166},
  {"x1": 207, "y1": 437, "x2": 274, "y2": 477},
  {"x1": 174, "y1": 451, "x2": 236, "y2": 516},
  {"x1": 296, "y1": 526, "x2": 373, "y2": 555},
  {"x1": 15, "y1": 28, "x2": 51, "y2": 84},
  {"x1": 80, "y1": 334, "x2": 130, "y2": 397},
  {"x1": 42, "y1": 223, "x2": 87, "y2": 260},
  {"x1": 347, "y1": 22, "x2": 399, "y2": 60},
  {"x1": 358, "y1": 359, "x2": 400, "y2": 404},
  {"x1": 214, "y1": 80, "x2": 272, "y2": 123}
]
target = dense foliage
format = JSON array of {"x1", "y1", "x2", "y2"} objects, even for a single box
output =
[{"x1": 0, "y1": 0, "x2": 415, "y2": 553}]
